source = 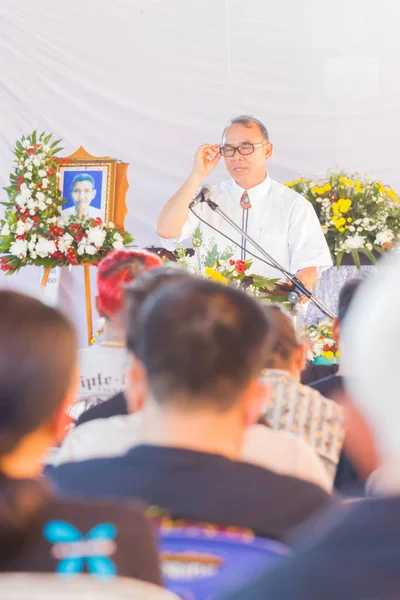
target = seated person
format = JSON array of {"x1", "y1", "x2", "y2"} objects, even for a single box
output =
[
  {"x1": 222, "y1": 253, "x2": 398, "y2": 600},
  {"x1": 49, "y1": 279, "x2": 332, "y2": 541},
  {"x1": 53, "y1": 269, "x2": 331, "y2": 492},
  {"x1": 260, "y1": 305, "x2": 345, "y2": 481},
  {"x1": 0, "y1": 291, "x2": 160, "y2": 584},
  {"x1": 309, "y1": 279, "x2": 364, "y2": 494},
  {"x1": 70, "y1": 248, "x2": 163, "y2": 421}
]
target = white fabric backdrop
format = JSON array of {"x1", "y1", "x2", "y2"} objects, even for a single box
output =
[{"x1": 1, "y1": 0, "x2": 399, "y2": 343}]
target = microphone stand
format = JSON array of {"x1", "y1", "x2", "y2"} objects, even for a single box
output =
[{"x1": 202, "y1": 198, "x2": 335, "y2": 319}]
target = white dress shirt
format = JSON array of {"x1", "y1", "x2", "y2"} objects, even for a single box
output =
[{"x1": 178, "y1": 175, "x2": 332, "y2": 278}]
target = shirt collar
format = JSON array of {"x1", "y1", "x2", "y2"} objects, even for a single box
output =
[{"x1": 232, "y1": 173, "x2": 271, "y2": 206}]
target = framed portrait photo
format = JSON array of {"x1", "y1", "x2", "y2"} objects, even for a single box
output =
[{"x1": 56, "y1": 147, "x2": 123, "y2": 225}]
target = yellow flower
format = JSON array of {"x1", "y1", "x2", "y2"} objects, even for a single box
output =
[
  {"x1": 324, "y1": 184, "x2": 332, "y2": 192},
  {"x1": 205, "y1": 268, "x2": 228, "y2": 285},
  {"x1": 285, "y1": 181, "x2": 294, "y2": 187},
  {"x1": 388, "y1": 189, "x2": 398, "y2": 202},
  {"x1": 338, "y1": 227, "x2": 346, "y2": 232},
  {"x1": 337, "y1": 198, "x2": 352, "y2": 213},
  {"x1": 347, "y1": 218, "x2": 352, "y2": 222},
  {"x1": 332, "y1": 216, "x2": 346, "y2": 229},
  {"x1": 325, "y1": 351, "x2": 334, "y2": 360},
  {"x1": 335, "y1": 350, "x2": 341, "y2": 357},
  {"x1": 332, "y1": 202, "x2": 341, "y2": 216}
]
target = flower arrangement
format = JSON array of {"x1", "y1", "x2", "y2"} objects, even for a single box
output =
[
  {"x1": 0, "y1": 131, "x2": 133, "y2": 274},
  {"x1": 174, "y1": 227, "x2": 288, "y2": 302},
  {"x1": 286, "y1": 170, "x2": 400, "y2": 268},
  {"x1": 306, "y1": 319, "x2": 340, "y2": 365}
]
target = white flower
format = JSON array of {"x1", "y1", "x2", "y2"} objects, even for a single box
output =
[
  {"x1": 87, "y1": 226, "x2": 106, "y2": 248},
  {"x1": 22, "y1": 140, "x2": 30, "y2": 148},
  {"x1": 42, "y1": 178, "x2": 49, "y2": 189},
  {"x1": 375, "y1": 230, "x2": 394, "y2": 246},
  {"x1": 38, "y1": 201, "x2": 46, "y2": 211},
  {"x1": 85, "y1": 245, "x2": 97, "y2": 256},
  {"x1": 38, "y1": 169, "x2": 47, "y2": 177},
  {"x1": 27, "y1": 163, "x2": 33, "y2": 172},
  {"x1": 25, "y1": 171, "x2": 32, "y2": 180},
  {"x1": 42, "y1": 144, "x2": 50, "y2": 153},
  {"x1": 29, "y1": 183, "x2": 35, "y2": 189},
  {"x1": 112, "y1": 239, "x2": 124, "y2": 250},
  {"x1": 343, "y1": 235, "x2": 366, "y2": 250},
  {"x1": 366, "y1": 242, "x2": 373, "y2": 251},
  {"x1": 27, "y1": 198, "x2": 37, "y2": 210},
  {"x1": 348, "y1": 226, "x2": 355, "y2": 232},
  {"x1": 30, "y1": 251, "x2": 37, "y2": 259},
  {"x1": 32, "y1": 157, "x2": 41, "y2": 167},
  {"x1": 10, "y1": 239, "x2": 28, "y2": 258},
  {"x1": 36, "y1": 191, "x2": 45, "y2": 202},
  {"x1": 112, "y1": 232, "x2": 124, "y2": 250},
  {"x1": 58, "y1": 233, "x2": 73, "y2": 252},
  {"x1": 35, "y1": 238, "x2": 57, "y2": 258},
  {"x1": 16, "y1": 220, "x2": 26, "y2": 235},
  {"x1": 77, "y1": 244, "x2": 86, "y2": 256},
  {"x1": 24, "y1": 158, "x2": 31, "y2": 167},
  {"x1": 108, "y1": 221, "x2": 115, "y2": 228},
  {"x1": 45, "y1": 197, "x2": 52, "y2": 205},
  {"x1": 1, "y1": 223, "x2": 10, "y2": 236}
]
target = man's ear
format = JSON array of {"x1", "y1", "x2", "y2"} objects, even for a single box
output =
[
  {"x1": 264, "y1": 142, "x2": 273, "y2": 161},
  {"x1": 332, "y1": 317, "x2": 340, "y2": 346},
  {"x1": 243, "y1": 378, "x2": 269, "y2": 428},
  {"x1": 292, "y1": 344, "x2": 307, "y2": 373},
  {"x1": 124, "y1": 354, "x2": 147, "y2": 414}
]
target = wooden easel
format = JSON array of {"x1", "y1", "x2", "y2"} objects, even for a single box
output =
[{"x1": 41, "y1": 264, "x2": 94, "y2": 346}]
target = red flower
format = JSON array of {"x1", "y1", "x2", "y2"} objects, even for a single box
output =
[
  {"x1": 26, "y1": 148, "x2": 35, "y2": 154},
  {"x1": 50, "y1": 251, "x2": 64, "y2": 261},
  {"x1": 1, "y1": 258, "x2": 13, "y2": 272},
  {"x1": 47, "y1": 167, "x2": 55, "y2": 176},
  {"x1": 34, "y1": 143, "x2": 41, "y2": 149},
  {"x1": 49, "y1": 225, "x2": 64, "y2": 237},
  {"x1": 17, "y1": 176, "x2": 24, "y2": 191},
  {"x1": 36, "y1": 183, "x2": 42, "y2": 189},
  {"x1": 229, "y1": 259, "x2": 235, "y2": 266},
  {"x1": 66, "y1": 248, "x2": 79, "y2": 265},
  {"x1": 15, "y1": 234, "x2": 27, "y2": 240},
  {"x1": 235, "y1": 260, "x2": 247, "y2": 275}
]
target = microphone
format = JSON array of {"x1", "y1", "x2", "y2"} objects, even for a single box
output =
[{"x1": 189, "y1": 185, "x2": 212, "y2": 209}]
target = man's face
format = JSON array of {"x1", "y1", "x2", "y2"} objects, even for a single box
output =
[
  {"x1": 71, "y1": 180, "x2": 96, "y2": 216},
  {"x1": 222, "y1": 123, "x2": 273, "y2": 189}
]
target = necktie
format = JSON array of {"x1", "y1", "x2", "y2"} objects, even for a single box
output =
[
  {"x1": 240, "y1": 191, "x2": 251, "y2": 209},
  {"x1": 240, "y1": 192, "x2": 251, "y2": 260}
]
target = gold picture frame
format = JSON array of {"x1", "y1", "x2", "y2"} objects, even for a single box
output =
[{"x1": 55, "y1": 147, "x2": 129, "y2": 227}]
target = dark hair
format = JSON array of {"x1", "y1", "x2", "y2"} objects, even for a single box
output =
[
  {"x1": 223, "y1": 115, "x2": 269, "y2": 142},
  {"x1": 131, "y1": 279, "x2": 272, "y2": 411},
  {"x1": 262, "y1": 305, "x2": 301, "y2": 369},
  {"x1": 125, "y1": 266, "x2": 195, "y2": 350},
  {"x1": 71, "y1": 173, "x2": 95, "y2": 190},
  {"x1": 337, "y1": 279, "x2": 362, "y2": 323},
  {"x1": 0, "y1": 291, "x2": 77, "y2": 564}
]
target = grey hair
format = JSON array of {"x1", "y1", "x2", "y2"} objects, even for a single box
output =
[{"x1": 223, "y1": 115, "x2": 269, "y2": 142}]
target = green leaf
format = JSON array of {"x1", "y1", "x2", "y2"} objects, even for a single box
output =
[
  {"x1": 335, "y1": 250, "x2": 344, "y2": 267},
  {"x1": 32, "y1": 130, "x2": 37, "y2": 145},
  {"x1": 359, "y1": 248, "x2": 377, "y2": 264},
  {"x1": 351, "y1": 250, "x2": 361, "y2": 269},
  {"x1": 204, "y1": 244, "x2": 219, "y2": 268},
  {"x1": 220, "y1": 251, "x2": 234, "y2": 262}
]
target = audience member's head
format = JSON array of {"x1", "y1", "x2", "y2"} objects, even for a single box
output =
[
  {"x1": 97, "y1": 249, "x2": 163, "y2": 320},
  {"x1": 0, "y1": 291, "x2": 78, "y2": 556},
  {"x1": 341, "y1": 258, "x2": 400, "y2": 480},
  {"x1": 332, "y1": 278, "x2": 363, "y2": 345},
  {"x1": 262, "y1": 305, "x2": 306, "y2": 380},
  {"x1": 127, "y1": 279, "x2": 272, "y2": 458}
]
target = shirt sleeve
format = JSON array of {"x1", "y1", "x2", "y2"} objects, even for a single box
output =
[
  {"x1": 288, "y1": 195, "x2": 333, "y2": 273},
  {"x1": 158, "y1": 196, "x2": 203, "y2": 250}
]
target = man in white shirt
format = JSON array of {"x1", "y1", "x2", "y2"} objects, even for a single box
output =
[{"x1": 157, "y1": 115, "x2": 332, "y2": 290}]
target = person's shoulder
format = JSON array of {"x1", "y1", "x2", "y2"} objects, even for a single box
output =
[
  {"x1": 269, "y1": 178, "x2": 311, "y2": 209},
  {"x1": 48, "y1": 453, "x2": 128, "y2": 488}
]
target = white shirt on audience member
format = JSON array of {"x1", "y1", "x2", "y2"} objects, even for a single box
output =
[
  {"x1": 51, "y1": 414, "x2": 332, "y2": 492},
  {"x1": 174, "y1": 176, "x2": 332, "y2": 278},
  {"x1": 68, "y1": 346, "x2": 129, "y2": 420}
]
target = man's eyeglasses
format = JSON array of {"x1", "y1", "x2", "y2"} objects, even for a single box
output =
[{"x1": 219, "y1": 141, "x2": 268, "y2": 157}]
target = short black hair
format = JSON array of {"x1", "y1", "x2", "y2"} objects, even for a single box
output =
[
  {"x1": 125, "y1": 266, "x2": 195, "y2": 349},
  {"x1": 223, "y1": 115, "x2": 269, "y2": 142},
  {"x1": 71, "y1": 173, "x2": 95, "y2": 190},
  {"x1": 131, "y1": 278, "x2": 272, "y2": 411},
  {"x1": 337, "y1": 279, "x2": 362, "y2": 323}
]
